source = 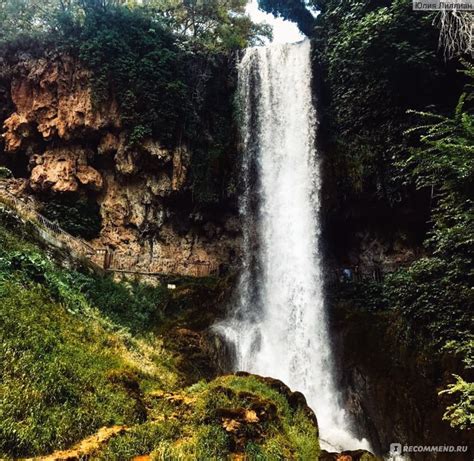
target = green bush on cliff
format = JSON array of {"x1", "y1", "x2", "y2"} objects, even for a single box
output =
[
  {"x1": 70, "y1": 6, "x2": 189, "y2": 146},
  {"x1": 319, "y1": 0, "x2": 462, "y2": 202},
  {"x1": 439, "y1": 375, "x2": 474, "y2": 430},
  {"x1": 387, "y1": 68, "x2": 473, "y2": 430},
  {"x1": 388, "y1": 65, "x2": 473, "y2": 342},
  {"x1": 385, "y1": 257, "x2": 472, "y2": 343}
]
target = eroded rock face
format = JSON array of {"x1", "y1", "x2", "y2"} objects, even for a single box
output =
[
  {"x1": 95, "y1": 169, "x2": 238, "y2": 274},
  {"x1": 3, "y1": 53, "x2": 120, "y2": 152},
  {"x1": 1, "y1": 53, "x2": 240, "y2": 275},
  {"x1": 329, "y1": 305, "x2": 472, "y2": 460},
  {"x1": 30, "y1": 146, "x2": 102, "y2": 193}
]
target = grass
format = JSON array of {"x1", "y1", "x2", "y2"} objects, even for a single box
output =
[
  {"x1": 0, "y1": 208, "x2": 178, "y2": 458},
  {"x1": 0, "y1": 281, "x2": 147, "y2": 457},
  {"x1": 0, "y1": 206, "x2": 321, "y2": 459},
  {"x1": 99, "y1": 375, "x2": 320, "y2": 460}
]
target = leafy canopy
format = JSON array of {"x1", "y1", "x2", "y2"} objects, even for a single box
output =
[
  {"x1": 142, "y1": 0, "x2": 272, "y2": 50},
  {"x1": 0, "y1": 0, "x2": 270, "y2": 50}
]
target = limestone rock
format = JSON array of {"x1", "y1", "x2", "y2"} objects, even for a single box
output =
[
  {"x1": 98, "y1": 132, "x2": 120, "y2": 155},
  {"x1": 142, "y1": 138, "x2": 173, "y2": 162},
  {"x1": 1, "y1": 52, "x2": 240, "y2": 277},
  {"x1": 3, "y1": 53, "x2": 120, "y2": 152},
  {"x1": 172, "y1": 146, "x2": 190, "y2": 190},
  {"x1": 30, "y1": 147, "x2": 103, "y2": 193}
]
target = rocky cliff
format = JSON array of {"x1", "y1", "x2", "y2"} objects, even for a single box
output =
[
  {"x1": 328, "y1": 300, "x2": 473, "y2": 460},
  {"x1": 0, "y1": 52, "x2": 240, "y2": 276}
]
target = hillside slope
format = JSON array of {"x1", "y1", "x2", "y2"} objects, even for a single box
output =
[{"x1": 0, "y1": 206, "x2": 319, "y2": 460}]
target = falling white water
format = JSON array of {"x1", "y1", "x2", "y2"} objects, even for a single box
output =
[{"x1": 216, "y1": 40, "x2": 370, "y2": 452}]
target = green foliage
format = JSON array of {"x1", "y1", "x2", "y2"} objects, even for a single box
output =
[
  {"x1": 0, "y1": 214, "x2": 169, "y2": 331},
  {"x1": 444, "y1": 337, "x2": 474, "y2": 369},
  {"x1": 0, "y1": 0, "x2": 65, "y2": 43},
  {"x1": 71, "y1": 272, "x2": 169, "y2": 332},
  {"x1": 385, "y1": 257, "x2": 472, "y2": 343},
  {"x1": 42, "y1": 196, "x2": 102, "y2": 240},
  {"x1": 145, "y1": 0, "x2": 272, "y2": 51},
  {"x1": 328, "y1": 66, "x2": 473, "y2": 432},
  {"x1": 327, "y1": 279, "x2": 386, "y2": 312},
  {"x1": 388, "y1": 71, "x2": 473, "y2": 431},
  {"x1": 401, "y1": 64, "x2": 474, "y2": 258},
  {"x1": 439, "y1": 338, "x2": 474, "y2": 430},
  {"x1": 387, "y1": 67, "x2": 474, "y2": 342},
  {"x1": 67, "y1": 7, "x2": 188, "y2": 146},
  {"x1": 320, "y1": 1, "x2": 459, "y2": 200},
  {"x1": 258, "y1": 0, "x2": 316, "y2": 36},
  {"x1": 1, "y1": 0, "x2": 270, "y2": 51},
  {"x1": 439, "y1": 375, "x2": 474, "y2": 430}
]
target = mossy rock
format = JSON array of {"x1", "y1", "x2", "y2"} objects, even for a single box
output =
[
  {"x1": 320, "y1": 449, "x2": 381, "y2": 461},
  {"x1": 99, "y1": 374, "x2": 320, "y2": 460}
]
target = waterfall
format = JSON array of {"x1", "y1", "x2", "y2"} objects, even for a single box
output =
[{"x1": 216, "y1": 40, "x2": 370, "y2": 452}]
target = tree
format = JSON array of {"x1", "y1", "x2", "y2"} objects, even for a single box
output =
[
  {"x1": 138, "y1": 0, "x2": 272, "y2": 50},
  {"x1": 257, "y1": 0, "x2": 316, "y2": 36},
  {"x1": 0, "y1": 0, "x2": 59, "y2": 41},
  {"x1": 0, "y1": 0, "x2": 271, "y2": 51},
  {"x1": 402, "y1": 62, "x2": 473, "y2": 257}
]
